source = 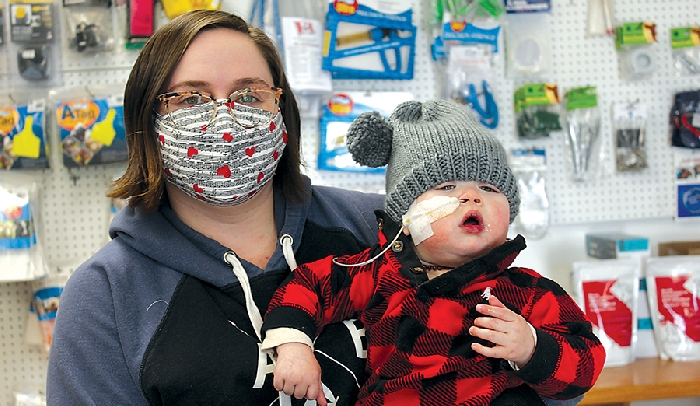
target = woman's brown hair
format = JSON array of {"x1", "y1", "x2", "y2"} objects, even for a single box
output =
[{"x1": 109, "y1": 10, "x2": 304, "y2": 212}]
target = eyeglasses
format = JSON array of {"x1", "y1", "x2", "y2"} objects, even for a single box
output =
[{"x1": 156, "y1": 86, "x2": 283, "y2": 129}]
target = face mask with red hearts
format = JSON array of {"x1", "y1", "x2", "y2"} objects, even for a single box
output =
[{"x1": 154, "y1": 103, "x2": 287, "y2": 206}]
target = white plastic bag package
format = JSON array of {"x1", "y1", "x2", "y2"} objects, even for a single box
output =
[
  {"x1": 573, "y1": 259, "x2": 640, "y2": 366},
  {"x1": 645, "y1": 256, "x2": 700, "y2": 361},
  {"x1": 0, "y1": 173, "x2": 47, "y2": 281}
]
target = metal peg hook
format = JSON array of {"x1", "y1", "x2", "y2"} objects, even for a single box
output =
[{"x1": 67, "y1": 167, "x2": 80, "y2": 185}]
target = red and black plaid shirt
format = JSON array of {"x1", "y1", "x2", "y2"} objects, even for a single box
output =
[{"x1": 264, "y1": 212, "x2": 605, "y2": 405}]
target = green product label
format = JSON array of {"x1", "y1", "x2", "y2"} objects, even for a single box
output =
[
  {"x1": 616, "y1": 22, "x2": 657, "y2": 49},
  {"x1": 515, "y1": 83, "x2": 559, "y2": 110},
  {"x1": 566, "y1": 87, "x2": 598, "y2": 111},
  {"x1": 671, "y1": 26, "x2": 700, "y2": 49}
]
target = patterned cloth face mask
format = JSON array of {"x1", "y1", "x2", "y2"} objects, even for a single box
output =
[{"x1": 154, "y1": 102, "x2": 287, "y2": 206}]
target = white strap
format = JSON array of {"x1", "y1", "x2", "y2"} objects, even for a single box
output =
[{"x1": 224, "y1": 251, "x2": 263, "y2": 340}]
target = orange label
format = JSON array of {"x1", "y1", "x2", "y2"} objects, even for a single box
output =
[
  {"x1": 328, "y1": 94, "x2": 354, "y2": 116},
  {"x1": 334, "y1": 0, "x2": 358, "y2": 15},
  {"x1": 450, "y1": 20, "x2": 467, "y2": 32},
  {"x1": 0, "y1": 108, "x2": 20, "y2": 135},
  {"x1": 693, "y1": 28, "x2": 700, "y2": 43},
  {"x1": 55, "y1": 100, "x2": 100, "y2": 131}
]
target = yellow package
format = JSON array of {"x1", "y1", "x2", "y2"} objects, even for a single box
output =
[{"x1": 161, "y1": 0, "x2": 220, "y2": 20}]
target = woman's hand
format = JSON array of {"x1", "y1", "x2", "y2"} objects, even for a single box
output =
[
  {"x1": 469, "y1": 295, "x2": 536, "y2": 368},
  {"x1": 273, "y1": 342, "x2": 327, "y2": 406}
]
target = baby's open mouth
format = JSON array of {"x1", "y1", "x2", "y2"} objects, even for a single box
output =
[
  {"x1": 461, "y1": 211, "x2": 484, "y2": 233},
  {"x1": 462, "y1": 211, "x2": 483, "y2": 226}
]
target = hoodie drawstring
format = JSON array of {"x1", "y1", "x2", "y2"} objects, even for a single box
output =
[
  {"x1": 223, "y1": 235, "x2": 299, "y2": 341},
  {"x1": 225, "y1": 236, "x2": 301, "y2": 403},
  {"x1": 224, "y1": 251, "x2": 264, "y2": 340}
]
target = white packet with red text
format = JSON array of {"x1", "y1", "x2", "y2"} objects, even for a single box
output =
[
  {"x1": 645, "y1": 256, "x2": 700, "y2": 361},
  {"x1": 573, "y1": 259, "x2": 640, "y2": 366}
]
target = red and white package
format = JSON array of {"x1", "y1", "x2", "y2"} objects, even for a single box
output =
[
  {"x1": 646, "y1": 256, "x2": 700, "y2": 361},
  {"x1": 573, "y1": 259, "x2": 640, "y2": 367}
]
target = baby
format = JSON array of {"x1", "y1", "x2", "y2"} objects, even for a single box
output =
[{"x1": 261, "y1": 100, "x2": 605, "y2": 406}]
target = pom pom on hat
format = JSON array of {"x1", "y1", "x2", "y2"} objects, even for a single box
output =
[
  {"x1": 346, "y1": 111, "x2": 393, "y2": 168},
  {"x1": 347, "y1": 99, "x2": 520, "y2": 224}
]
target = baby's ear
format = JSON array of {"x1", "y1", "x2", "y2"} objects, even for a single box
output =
[{"x1": 346, "y1": 111, "x2": 393, "y2": 168}]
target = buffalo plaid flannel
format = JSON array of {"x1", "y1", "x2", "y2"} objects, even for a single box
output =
[{"x1": 263, "y1": 212, "x2": 605, "y2": 405}]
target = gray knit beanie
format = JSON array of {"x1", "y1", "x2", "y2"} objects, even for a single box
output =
[{"x1": 346, "y1": 99, "x2": 520, "y2": 224}]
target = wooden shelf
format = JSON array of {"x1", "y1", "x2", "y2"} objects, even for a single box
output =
[{"x1": 579, "y1": 357, "x2": 700, "y2": 406}]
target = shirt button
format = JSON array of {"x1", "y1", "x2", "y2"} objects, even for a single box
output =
[
  {"x1": 391, "y1": 240, "x2": 403, "y2": 252},
  {"x1": 411, "y1": 267, "x2": 424, "y2": 274},
  {"x1": 377, "y1": 218, "x2": 384, "y2": 231}
]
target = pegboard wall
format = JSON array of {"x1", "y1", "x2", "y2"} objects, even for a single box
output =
[{"x1": 1, "y1": 0, "x2": 700, "y2": 404}]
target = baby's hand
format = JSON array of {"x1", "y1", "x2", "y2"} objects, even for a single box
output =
[
  {"x1": 274, "y1": 342, "x2": 327, "y2": 406},
  {"x1": 469, "y1": 295, "x2": 536, "y2": 368}
]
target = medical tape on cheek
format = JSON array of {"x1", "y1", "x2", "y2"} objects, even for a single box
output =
[{"x1": 401, "y1": 196, "x2": 460, "y2": 245}]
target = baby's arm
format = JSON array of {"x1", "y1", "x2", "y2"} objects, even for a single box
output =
[
  {"x1": 470, "y1": 295, "x2": 583, "y2": 405},
  {"x1": 274, "y1": 342, "x2": 327, "y2": 406},
  {"x1": 471, "y1": 281, "x2": 605, "y2": 400},
  {"x1": 469, "y1": 295, "x2": 536, "y2": 368}
]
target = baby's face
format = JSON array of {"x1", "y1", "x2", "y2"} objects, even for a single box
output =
[{"x1": 409, "y1": 180, "x2": 510, "y2": 268}]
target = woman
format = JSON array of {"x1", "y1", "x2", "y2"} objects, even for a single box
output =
[{"x1": 47, "y1": 10, "x2": 383, "y2": 405}]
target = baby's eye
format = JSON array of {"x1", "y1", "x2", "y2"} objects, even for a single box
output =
[
  {"x1": 479, "y1": 184, "x2": 500, "y2": 193},
  {"x1": 436, "y1": 183, "x2": 455, "y2": 191}
]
